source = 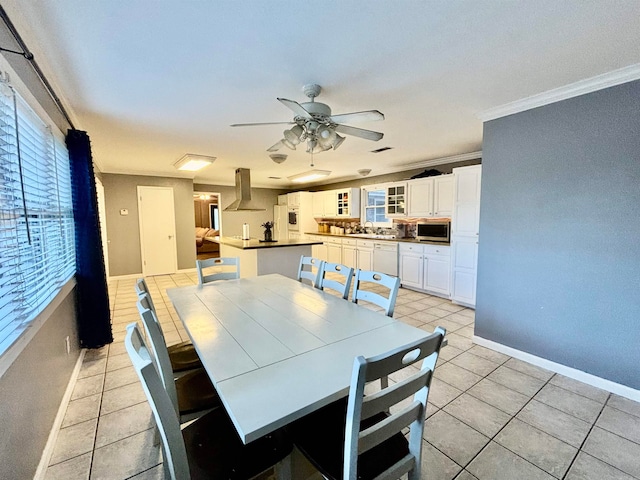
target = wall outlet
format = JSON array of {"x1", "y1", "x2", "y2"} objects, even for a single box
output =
[{"x1": 65, "y1": 336, "x2": 70, "y2": 354}]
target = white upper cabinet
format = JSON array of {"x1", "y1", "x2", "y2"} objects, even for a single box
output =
[
  {"x1": 407, "y1": 178, "x2": 433, "y2": 217},
  {"x1": 452, "y1": 166, "x2": 482, "y2": 236},
  {"x1": 312, "y1": 188, "x2": 358, "y2": 218},
  {"x1": 433, "y1": 175, "x2": 454, "y2": 217},
  {"x1": 385, "y1": 182, "x2": 407, "y2": 217},
  {"x1": 407, "y1": 175, "x2": 454, "y2": 218}
]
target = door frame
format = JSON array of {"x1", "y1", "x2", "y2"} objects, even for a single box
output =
[
  {"x1": 95, "y1": 177, "x2": 109, "y2": 278},
  {"x1": 193, "y1": 191, "x2": 222, "y2": 234},
  {"x1": 137, "y1": 185, "x2": 178, "y2": 276}
]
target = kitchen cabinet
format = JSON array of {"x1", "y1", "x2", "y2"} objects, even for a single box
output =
[
  {"x1": 312, "y1": 191, "x2": 337, "y2": 217},
  {"x1": 407, "y1": 175, "x2": 454, "y2": 218},
  {"x1": 356, "y1": 239, "x2": 374, "y2": 270},
  {"x1": 451, "y1": 164, "x2": 482, "y2": 307},
  {"x1": 308, "y1": 235, "x2": 328, "y2": 261},
  {"x1": 372, "y1": 241, "x2": 398, "y2": 276},
  {"x1": 287, "y1": 192, "x2": 301, "y2": 207},
  {"x1": 313, "y1": 188, "x2": 359, "y2": 218},
  {"x1": 341, "y1": 238, "x2": 357, "y2": 269},
  {"x1": 399, "y1": 243, "x2": 450, "y2": 297},
  {"x1": 336, "y1": 188, "x2": 360, "y2": 217},
  {"x1": 385, "y1": 183, "x2": 407, "y2": 217},
  {"x1": 325, "y1": 237, "x2": 342, "y2": 264}
]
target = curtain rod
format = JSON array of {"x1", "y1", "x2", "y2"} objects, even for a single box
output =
[{"x1": 0, "y1": 4, "x2": 76, "y2": 130}]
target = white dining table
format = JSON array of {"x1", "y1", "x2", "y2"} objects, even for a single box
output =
[{"x1": 167, "y1": 273, "x2": 432, "y2": 444}]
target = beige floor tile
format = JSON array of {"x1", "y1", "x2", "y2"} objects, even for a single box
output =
[
  {"x1": 49, "y1": 418, "x2": 98, "y2": 465},
  {"x1": 534, "y1": 383, "x2": 603, "y2": 423},
  {"x1": 487, "y1": 365, "x2": 545, "y2": 397},
  {"x1": 565, "y1": 451, "x2": 636, "y2": 480},
  {"x1": 467, "y1": 378, "x2": 530, "y2": 416},
  {"x1": 62, "y1": 393, "x2": 102, "y2": 428},
  {"x1": 100, "y1": 381, "x2": 147, "y2": 415},
  {"x1": 549, "y1": 374, "x2": 610, "y2": 404},
  {"x1": 449, "y1": 351, "x2": 500, "y2": 377},
  {"x1": 606, "y1": 394, "x2": 640, "y2": 418},
  {"x1": 467, "y1": 442, "x2": 554, "y2": 480},
  {"x1": 90, "y1": 428, "x2": 161, "y2": 480},
  {"x1": 444, "y1": 394, "x2": 511, "y2": 437},
  {"x1": 503, "y1": 358, "x2": 554, "y2": 382},
  {"x1": 95, "y1": 402, "x2": 155, "y2": 448},
  {"x1": 582, "y1": 427, "x2": 640, "y2": 478},
  {"x1": 434, "y1": 363, "x2": 483, "y2": 391},
  {"x1": 71, "y1": 374, "x2": 105, "y2": 400},
  {"x1": 495, "y1": 418, "x2": 577, "y2": 478},
  {"x1": 595, "y1": 405, "x2": 640, "y2": 444},
  {"x1": 517, "y1": 400, "x2": 591, "y2": 448},
  {"x1": 45, "y1": 452, "x2": 92, "y2": 480},
  {"x1": 425, "y1": 411, "x2": 489, "y2": 466}
]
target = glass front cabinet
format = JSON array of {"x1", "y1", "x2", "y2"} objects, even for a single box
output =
[{"x1": 386, "y1": 182, "x2": 407, "y2": 217}]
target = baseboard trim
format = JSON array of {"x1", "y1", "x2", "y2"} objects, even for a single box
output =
[
  {"x1": 108, "y1": 268, "x2": 197, "y2": 281},
  {"x1": 473, "y1": 336, "x2": 640, "y2": 403},
  {"x1": 34, "y1": 348, "x2": 86, "y2": 479}
]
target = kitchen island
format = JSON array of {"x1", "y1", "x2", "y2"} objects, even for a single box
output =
[{"x1": 208, "y1": 236, "x2": 323, "y2": 279}]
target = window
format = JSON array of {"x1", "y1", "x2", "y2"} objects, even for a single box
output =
[
  {"x1": 0, "y1": 80, "x2": 75, "y2": 355},
  {"x1": 362, "y1": 186, "x2": 391, "y2": 226}
]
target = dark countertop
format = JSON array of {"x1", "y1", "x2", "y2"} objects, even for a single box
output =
[
  {"x1": 304, "y1": 232, "x2": 450, "y2": 246},
  {"x1": 207, "y1": 236, "x2": 323, "y2": 250}
]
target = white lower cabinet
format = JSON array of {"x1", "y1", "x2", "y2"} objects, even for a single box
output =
[
  {"x1": 450, "y1": 236, "x2": 478, "y2": 307},
  {"x1": 356, "y1": 240, "x2": 373, "y2": 270},
  {"x1": 399, "y1": 243, "x2": 450, "y2": 297},
  {"x1": 342, "y1": 238, "x2": 358, "y2": 269},
  {"x1": 308, "y1": 235, "x2": 328, "y2": 262},
  {"x1": 325, "y1": 237, "x2": 342, "y2": 264}
]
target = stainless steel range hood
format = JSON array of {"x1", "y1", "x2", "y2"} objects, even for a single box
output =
[{"x1": 223, "y1": 168, "x2": 266, "y2": 211}]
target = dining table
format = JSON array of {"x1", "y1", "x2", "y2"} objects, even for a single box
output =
[{"x1": 167, "y1": 273, "x2": 435, "y2": 444}]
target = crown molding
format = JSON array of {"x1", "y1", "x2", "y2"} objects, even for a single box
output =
[{"x1": 478, "y1": 63, "x2": 640, "y2": 122}]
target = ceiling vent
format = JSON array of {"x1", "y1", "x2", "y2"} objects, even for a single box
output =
[{"x1": 370, "y1": 146, "x2": 393, "y2": 153}]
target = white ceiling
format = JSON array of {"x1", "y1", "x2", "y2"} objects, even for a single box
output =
[{"x1": 4, "y1": 0, "x2": 640, "y2": 187}]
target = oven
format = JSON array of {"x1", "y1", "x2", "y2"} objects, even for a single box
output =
[{"x1": 288, "y1": 208, "x2": 299, "y2": 231}]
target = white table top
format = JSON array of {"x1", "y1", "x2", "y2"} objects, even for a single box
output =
[{"x1": 167, "y1": 274, "x2": 431, "y2": 443}]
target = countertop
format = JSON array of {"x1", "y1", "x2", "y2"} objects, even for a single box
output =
[
  {"x1": 304, "y1": 232, "x2": 450, "y2": 246},
  {"x1": 207, "y1": 236, "x2": 323, "y2": 250}
]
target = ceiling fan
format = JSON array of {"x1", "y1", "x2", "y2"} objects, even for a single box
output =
[{"x1": 230, "y1": 84, "x2": 384, "y2": 156}]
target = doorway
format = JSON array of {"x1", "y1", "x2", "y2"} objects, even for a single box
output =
[
  {"x1": 194, "y1": 192, "x2": 221, "y2": 261},
  {"x1": 138, "y1": 186, "x2": 178, "y2": 275}
]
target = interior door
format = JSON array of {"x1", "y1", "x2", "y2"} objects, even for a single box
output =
[{"x1": 138, "y1": 186, "x2": 177, "y2": 276}]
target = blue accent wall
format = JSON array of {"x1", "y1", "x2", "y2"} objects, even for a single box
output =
[{"x1": 477, "y1": 80, "x2": 640, "y2": 389}]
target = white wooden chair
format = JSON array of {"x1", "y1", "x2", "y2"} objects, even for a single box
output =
[
  {"x1": 351, "y1": 269, "x2": 401, "y2": 317},
  {"x1": 288, "y1": 327, "x2": 446, "y2": 480},
  {"x1": 136, "y1": 296, "x2": 220, "y2": 421},
  {"x1": 196, "y1": 257, "x2": 240, "y2": 284},
  {"x1": 135, "y1": 285, "x2": 202, "y2": 373},
  {"x1": 296, "y1": 255, "x2": 323, "y2": 287},
  {"x1": 124, "y1": 323, "x2": 293, "y2": 480},
  {"x1": 316, "y1": 261, "x2": 354, "y2": 300}
]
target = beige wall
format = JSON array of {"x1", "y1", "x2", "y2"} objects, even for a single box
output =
[{"x1": 102, "y1": 174, "x2": 195, "y2": 276}]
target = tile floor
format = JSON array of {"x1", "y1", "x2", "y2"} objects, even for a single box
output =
[{"x1": 43, "y1": 272, "x2": 640, "y2": 480}]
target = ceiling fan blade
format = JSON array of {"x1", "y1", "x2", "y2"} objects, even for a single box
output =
[
  {"x1": 230, "y1": 121, "x2": 294, "y2": 127},
  {"x1": 329, "y1": 110, "x2": 384, "y2": 124},
  {"x1": 267, "y1": 141, "x2": 283, "y2": 152},
  {"x1": 334, "y1": 124, "x2": 384, "y2": 141},
  {"x1": 277, "y1": 98, "x2": 312, "y2": 119}
]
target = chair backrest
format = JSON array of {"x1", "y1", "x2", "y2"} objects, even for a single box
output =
[
  {"x1": 196, "y1": 257, "x2": 240, "y2": 284},
  {"x1": 351, "y1": 269, "x2": 400, "y2": 317},
  {"x1": 297, "y1": 255, "x2": 323, "y2": 287},
  {"x1": 125, "y1": 323, "x2": 190, "y2": 480},
  {"x1": 317, "y1": 262, "x2": 354, "y2": 300},
  {"x1": 344, "y1": 327, "x2": 446, "y2": 480},
  {"x1": 135, "y1": 278, "x2": 156, "y2": 312},
  {"x1": 136, "y1": 296, "x2": 179, "y2": 414}
]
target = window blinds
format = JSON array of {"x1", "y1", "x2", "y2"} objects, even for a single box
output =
[{"x1": 0, "y1": 80, "x2": 75, "y2": 354}]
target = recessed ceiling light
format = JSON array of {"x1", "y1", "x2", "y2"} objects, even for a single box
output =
[
  {"x1": 174, "y1": 154, "x2": 216, "y2": 171},
  {"x1": 288, "y1": 170, "x2": 331, "y2": 183}
]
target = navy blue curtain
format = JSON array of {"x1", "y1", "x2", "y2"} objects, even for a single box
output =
[{"x1": 66, "y1": 129, "x2": 112, "y2": 348}]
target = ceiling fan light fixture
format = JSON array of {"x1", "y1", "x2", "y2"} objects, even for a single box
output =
[
  {"x1": 283, "y1": 125, "x2": 304, "y2": 145},
  {"x1": 282, "y1": 138, "x2": 297, "y2": 150},
  {"x1": 174, "y1": 154, "x2": 216, "y2": 171},
  {"x1": 332, "y1": 134, "x2": 346, "y2": 150},
  {"x1": 288, "y1": 169, "x2": 331, "y2": 183}
]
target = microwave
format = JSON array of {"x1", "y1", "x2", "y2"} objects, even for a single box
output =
[{"x1": 416, "y1": 221, "x2": 450, "y2": 243}]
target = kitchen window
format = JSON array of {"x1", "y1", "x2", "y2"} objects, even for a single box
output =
[
  {"x1": 362, "y1": 186, "x2": 391, "y2": 226},
  {"x1": 0, "y1": 79, "x2": 75, "y2": 356}
]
